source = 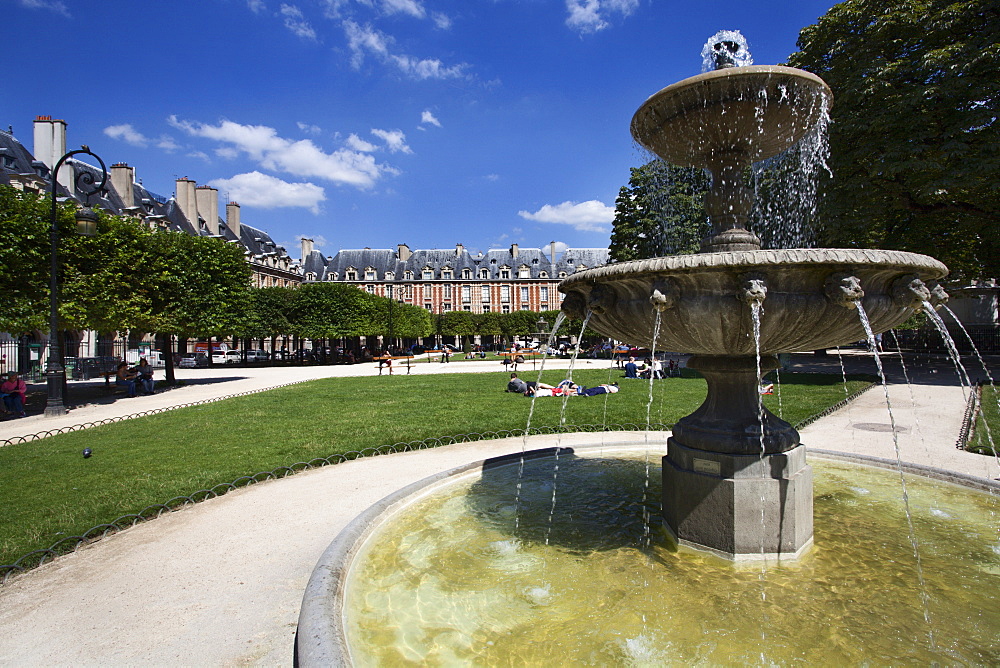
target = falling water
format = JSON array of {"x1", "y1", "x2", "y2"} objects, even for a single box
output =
[
  {"x1": 514, "y1": 311, "x2": 569, "y2": 531},
  {"x1": 942, "y1": 304, "x2": 1000, "y2": 406},
  {"x1": 923, "y1": 304, "x2": 974, "y2": 394},
  {"x1": 937, "y1": 305, "x2": 1000, "y2": 463},
  {"x1": 750, "y1": 102, "x2": 831, "y2": 250},
  {"x1": 543, "y1": 312, "x2": 592, "y2": 546},
  {"x1": 886, "y1": 329, "x2": 931, "y2": 460},
  {"x1": 857, "y1": 305, "x2": 936, "y2": 649},
  {"x1": 749, "y1": 301, "x2": 770, "y2": 660}
]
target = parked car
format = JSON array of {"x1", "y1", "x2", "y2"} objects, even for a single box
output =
[
  {"x1": 246, "y1": 349, "x2": 269, "y2": 363},
  {"x1": 178, "y1": 353, "x2": 208, "y2": 368}
]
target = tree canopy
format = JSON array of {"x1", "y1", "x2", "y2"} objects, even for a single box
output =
[
  {"x1": 788, "y1": 0, "x2": 1000, "y2": 278},
  {"x1": 609, "y1": 160, "x2": 709, "y2": 262}
]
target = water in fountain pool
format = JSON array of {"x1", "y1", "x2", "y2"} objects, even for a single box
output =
[{"x1": 343, "y1": 452, "x2": 1000, "y2": 665}]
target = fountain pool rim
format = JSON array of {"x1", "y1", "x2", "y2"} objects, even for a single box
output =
[{"x1": 294, "y1": 439, "x2": 1000, "y2": 667}]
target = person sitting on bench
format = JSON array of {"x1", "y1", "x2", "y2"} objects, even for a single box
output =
[{"x1": 115, "y1": 362, "x2": 138, "y2": 397}]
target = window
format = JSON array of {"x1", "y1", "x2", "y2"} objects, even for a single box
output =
[
  {"x1": 422, "y1": 268, "x2": 434, "y2": 280},
  {"x1": 366, "y1": 285, "x2": 375, "y2": 294},
  {"x1": 518, "y1": 265, "x2": 530, "y2": 278},
  {"x1": 424, "y1": 303, "x2": 433, "y2": 311},
  {"x1": 481, "y1": 286, "x2": 490, "y2": 302},
  {"x1": 558, "y1": 271, "x2": 567, "y2": 278},
  {"x1": 540, "y1": 287, "x2": 549, "y2": 302},
  {"x1": 443, "y1": 303, "x2": 452, "y2": 311},
  {"x1": 501, "y1": 286, "x2": 510, "y2": 303},
  {"x1": 463, "y1": 305, "x2": 472, "y2": 311},
  {"x1": 462, "y1": 268, "x2": 472, "y2": 279},
  {"x1": 305, "y1": 272, "x2": 317, "y2": 281},
  {"x1": 539, "y1": 271, "x2": 548, "y2": 278},
  {"x1": 479, "y1": 269, "x2": 489, "y2": 279},
  {"x1": 442, "y1": 269, "x2": 453, "y2": 279},
  {"x1": 462, "y1": 286, "x2": 471, "y2": 303},
  {"x1": 405, "y1": 285, "x2": 413, "y2": 299},
  {"x1": 404, "y1": 271, "x2": 413, "y2": 280},
  {"x1": 482, "y1": 305, "x2": 491, "y2": 312},
  {"x1": 346, "y1": 269, "x2": 357, "y2": 281},
  {"x1": 327, "y1": 272, "x2": 338, "y2": 281},
  {"x1": 502, "y1": 305, "x2": 510, "y2": 313},
  {"x1": 444, "y1": 284, "x2": 452, "y2": 298},
  {"x1": 500, "y1": 267, "x2": 511, "y2": 279},
  {"x1": 385, "y1": 271, "x2": 395, "y2": 280},
  {"x1": 365, "y1": 269, "x2": 376, "y2": 280},
  {"x1": 521, "y1": 286, "x2": 529, "y2": 302}
]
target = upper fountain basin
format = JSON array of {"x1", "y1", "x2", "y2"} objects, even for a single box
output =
[
  {"x1": 558, "y1": 249, "x2": 948, "y2": 356},
  {"x1": 631, "y1": 65, "x2": 833, "y2": 168}
]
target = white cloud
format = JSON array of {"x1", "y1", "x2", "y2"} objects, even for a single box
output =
[
  {"x1": 18, "y1": 0, "x2": 70, "y2": 17},
  {"x1": 320, "y1": 0, "x2": 349, "y2": 18},
  {"x1": 431, "y1": 12, "x2": 451, "y2": 30},
  {"x1": 246, "y1": 0, "x2": 266, "y2": 13},
  {"x1": 104, "y1": 124, "x2": 149, "y2": 147},
  {"x1": 420, "y1": 110, "x2": 442, "y2": 127},
  {"x1": 371, "y1": 128, "x2": 412, "y2": 153},
  {"x1": 187, "y1": 151, "x2": 211, "y2": 162},
  {"x1": 380, "y1": 0, "x2": 424, "y2": 18},
  {"x1": 346, "y1": 133, "x2": 378, "y2": 152},
  {"x1": 156, "y1": 136, "x2": 181, "y2": 152},
  {"x1": 209, "y1": 171, "x2": 326, "y2": 214},
  {"x1": 518, "y1": 200, "x2": 615, "y2": 233},
  {"x1": 215, "y1": 147, "x2": 240, "y2": 160},
  {"x1": 343, "y1": 20, "x2": 467, "y2": 80},
  {"x1": 168, "y1": 115, "x2": 388, "y2": 188},
  {"x1": 297, "y1": 122, "x2": 322, "y2": 135},
  {"x1": 281, "y1": 4, "x2": 318, "y2": 40},
  {"x1": 565, "y1": 0, "x2": 637, "y2": 34},
  {"x1": 485, "y1": 174, "x2": 500, "y2": 182}
]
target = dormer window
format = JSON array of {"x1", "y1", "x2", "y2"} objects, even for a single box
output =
[
  {"x1": 385, "y1": 271, "x2": 395, "y2": 281},
  {"x1": 346, "y1": 267, "x2": 358, "y2": 281},
  {"x1": 539, "y1": 271, "x2": 548, "y2": 278},
  {"x1": 0, "y1": 150, "x2": 15, "y2": 170},
  {"x1": 365, "y1": 268, "x2": 377, "y2": 280},
  {"x1": 422, "y1": 268, "x2": 434, "y2": 280},
  {"x1": 442, "y1": 268, "x2": 453, "y2": 280},
  {"x1": 518, "y1": 265, "x2": 530, "y2": 278},
  {"x1": 558, "y1": 271, "x2": 567, "y2": 278},
  {"x1": 327, "y1": 272, "x2": 338, "y2": 281},
  {"x1": 500, "y1": 266, "x2": 511, "y2": 279},
  {"x1": 404, "y1": 271, "x2": 414, "y2": 280},
  {"x1": 462, "y1": 268, "x2": 472, "y2": 279},
  {"x1": 305, "y1": 272, "x2": 317, "y2": 281},
  {"x1": 479, "y1": 269, "x2": 489, "y2": 279}
]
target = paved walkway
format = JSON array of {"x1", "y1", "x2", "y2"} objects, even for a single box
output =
[{"x1": 0, "y1": 351, "x2": 995, "y2": 665}]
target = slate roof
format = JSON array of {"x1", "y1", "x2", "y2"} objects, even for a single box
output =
[{"x1": 319, "y1": 245, "x2": 610, "y2": 281}]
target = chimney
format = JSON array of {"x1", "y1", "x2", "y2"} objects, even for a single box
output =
[
  {"x1": 301, "y1": 237, "x2": 314, "y2": 260},
  {"x1": 110, "y1": 163, "x2": 135, "y2": 208},
  {"x1": 455, "y1": 243, "x2": 464, "y2": 257},
  {"x1": 195, "y1": 185, "x2": 220, "y2": 235},
  {"x1": 175, "y1": 178, "x2": 198, "y2": 227},
  {"x1": 33, "y1": 116, "x2": 70, "y2": 193},
  {"x1": 397, "y1": 243, "x2": 411, "y2": 261},
  {"x1": 549, "y1": 241, "x2": 558, "y2": 263},
  {"x1": 226, "y1": 201, "x2": 241, "y2": 238},
  {"x1": 510, "y1": 243, "x2": 519, "y2": 258}
]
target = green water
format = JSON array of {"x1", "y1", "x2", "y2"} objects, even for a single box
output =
[{"x1": 345, "y1": 452, "x2": 1000, "y2": 665}]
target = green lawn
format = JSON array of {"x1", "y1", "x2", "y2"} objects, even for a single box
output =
[
  {"x1": 0, "y1": 369, "x2": 871, "y2": 570},
  {"x1": 968, "y1": 384, "x2": 1000, "y2": 455}
]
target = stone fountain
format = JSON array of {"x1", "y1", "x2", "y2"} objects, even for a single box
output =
[{"x1": 558, "y1": 35, "x2": 949, "y2": 560}]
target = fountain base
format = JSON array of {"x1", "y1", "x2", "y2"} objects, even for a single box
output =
[{"x1": 662, "y1": 439, "x2": 813, "y2": 560}]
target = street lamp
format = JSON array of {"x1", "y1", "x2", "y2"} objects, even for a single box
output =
[
  {"x1": 45, "y1": 146, "x2": 108, "y2": 416},
  {"x1": 386, "y1": 284, "x2": 394, "y2": 353}
]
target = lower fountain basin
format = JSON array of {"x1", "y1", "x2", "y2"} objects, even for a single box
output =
[
  {"x1": 297, "y1": 443, "x2": 1000, "y2": 665},
  {"x1": 558, "y1": 248, "x2": 948, "y2": 355}
]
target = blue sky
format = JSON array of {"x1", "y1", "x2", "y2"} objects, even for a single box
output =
[{"x1": 7, "y1": 0, "x2": 837, "y2": 258}]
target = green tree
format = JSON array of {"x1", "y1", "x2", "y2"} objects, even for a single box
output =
[
  {"x1": 788, "y1": 0, "x2": 1000, "y2": 278},
  {"x1": 0, "y1": 187, "x2": 59, "y2": 333},
  {"x1": 609, "y1": 160, "x2": 709, "y2": 262}
]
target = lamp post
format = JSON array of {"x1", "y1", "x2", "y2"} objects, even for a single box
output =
[
  {"x1": 386, "y1": 284, "x2": 394, "y2": 353},
  {"x1": 45, "y1": 146, "x2": 107, "y2": 416}
]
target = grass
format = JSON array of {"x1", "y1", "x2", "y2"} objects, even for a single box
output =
[
  {"x1": 968, "y1": 384, "x2": 1000, "y2": 455},
  {"x1": 0, "y1": 368, "x2": 872, "y2": 569}
]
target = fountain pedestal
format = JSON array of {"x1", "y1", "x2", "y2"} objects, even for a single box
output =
[
  {"x1": 663, "y1": 354, "x2": 813, "y2": 559},
  {"x1": 663, "y1": 441, "x2": 813, "y2": 559}
]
